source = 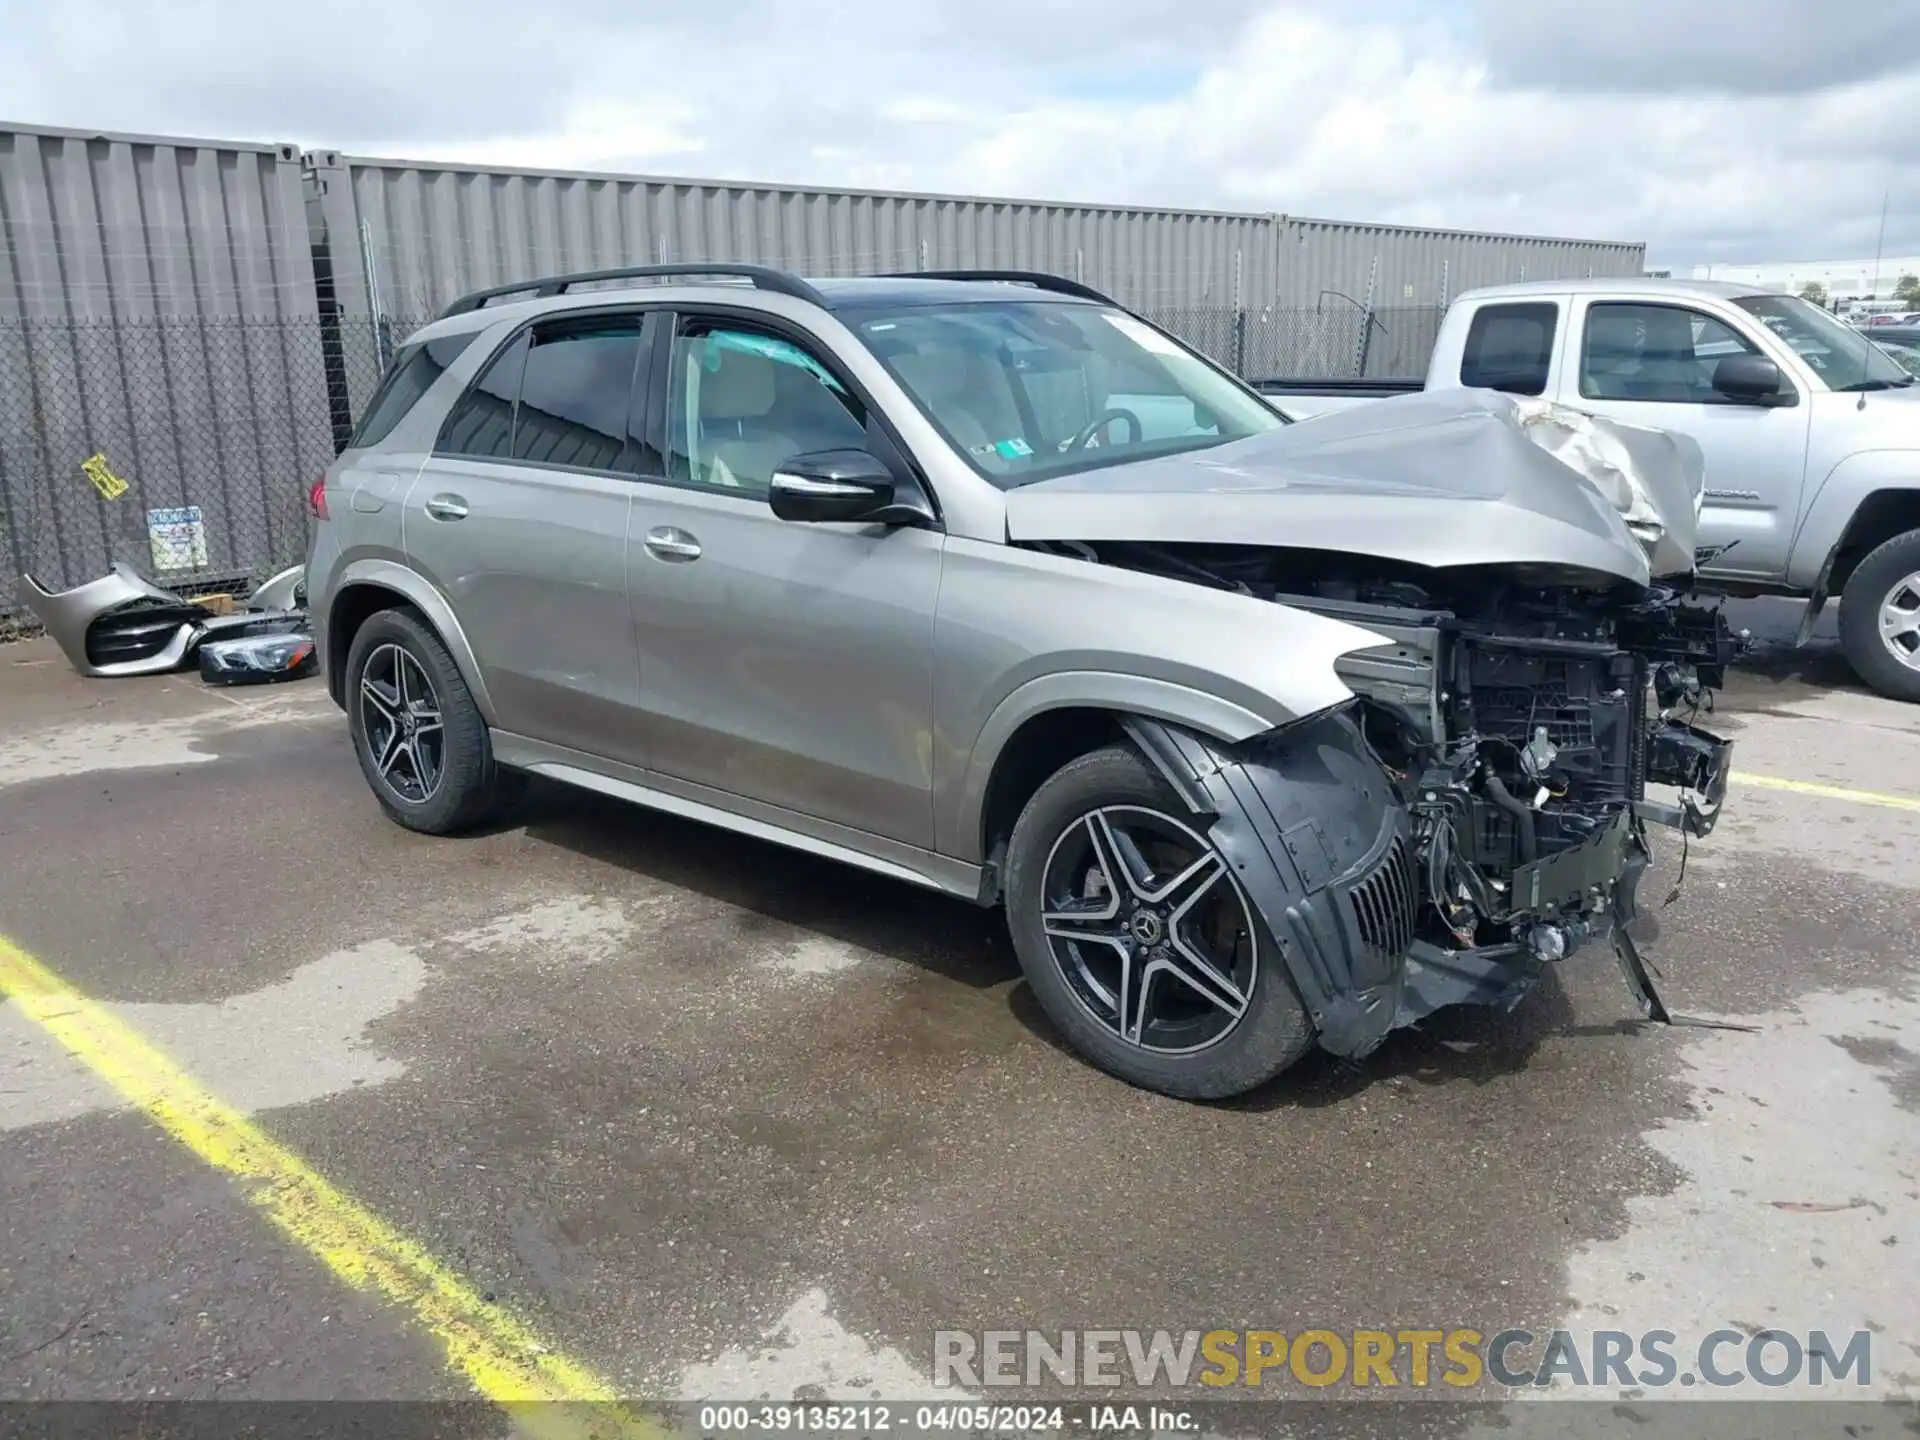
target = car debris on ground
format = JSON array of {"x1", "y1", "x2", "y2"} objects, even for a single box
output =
[{"x1": 18, "y1": 561, "x2": 314, "y2": 686}]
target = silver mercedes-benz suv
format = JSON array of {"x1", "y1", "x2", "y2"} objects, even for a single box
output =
[{"x1": 310, "y1": 264, "x2": 1737, "y2": 1098}]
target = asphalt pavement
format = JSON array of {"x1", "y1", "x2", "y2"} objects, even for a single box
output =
[{"x1": 0, "y1": 601, "x2": 1914, "y2": 1438}]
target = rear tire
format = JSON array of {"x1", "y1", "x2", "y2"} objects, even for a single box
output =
[
  {"x1": 1002, "y1": 745, "x2": 1316, "y2": 1099},
  {"x1": 1838, "y1": 527, "x2": 1920, "y2": 703},
  {"x1": 344, "y1": 608, "x2": 518, "y2": 834}
]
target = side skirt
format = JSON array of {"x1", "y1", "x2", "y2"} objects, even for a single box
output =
[{"x1": 489, "y1": 731, "x2": 991, "y2": 904}]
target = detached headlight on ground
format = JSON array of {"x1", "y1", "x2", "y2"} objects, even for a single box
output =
[{"x1": 198, "y1": 630, "x2": 317, "y2": 685}]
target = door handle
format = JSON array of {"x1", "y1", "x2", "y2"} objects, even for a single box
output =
[
  {"x1": 643, "y1": 526, "x2": 702, "y2": 562},
  {"x1": 424, "y1": 493, "x2": 469, "y2": 521}
]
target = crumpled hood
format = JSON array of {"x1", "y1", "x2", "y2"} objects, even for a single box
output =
[{"x1": 1003, "y1": 388, "x2": 1706, "y2": 587}]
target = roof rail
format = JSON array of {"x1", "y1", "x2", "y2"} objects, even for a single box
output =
[
  {"x1": 439, "y1": 263, "x2": 829, "y2": 318},
  {"x1": 886, "y1": 270, "x2": 1121, "y2": 306}
]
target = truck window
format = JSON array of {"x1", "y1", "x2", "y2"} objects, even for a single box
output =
[
  {"x1": 1459, "y1": 303, "x2": 1557, "y2": 396},
  {"x1": 1580, "y1": 303, "x2": 1759, "y2": 404}
]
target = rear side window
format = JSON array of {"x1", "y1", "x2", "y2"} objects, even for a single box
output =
[
  {"x1": 1459, "y1": 303, "x2": 1558, "y2": 396},
  {"x1": 349, "y1": 332, "x2": 479, "y2": 449},
  {"x1": 435, "y1": 315, "x2": 647, "y2": 475}
]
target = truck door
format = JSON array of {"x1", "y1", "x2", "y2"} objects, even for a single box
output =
[{"x1": 1563, "y1": 299, "x2": 1812, "y2": 581}]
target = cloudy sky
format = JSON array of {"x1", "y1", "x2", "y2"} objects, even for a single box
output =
[{"x1": 3, "y1": 0, "x2": 1915, "y2": 269}]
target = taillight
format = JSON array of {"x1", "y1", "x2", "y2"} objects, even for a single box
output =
[{"x1": 308, "y1": 475, "x2": 328, "y2": 520}]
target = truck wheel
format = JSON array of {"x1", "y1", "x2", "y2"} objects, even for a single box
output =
[
  {"x1": 345, "y1": 608, "x2": 520, "y2": 833},
  {"x1": 1839, "y1": 528, "x2": 1920, "y2": 703},
  {"x1": 1002, "y1": 745, "x2": 1315, "y2": 1100}
]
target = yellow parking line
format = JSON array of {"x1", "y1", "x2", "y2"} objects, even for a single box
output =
[
  {"x1": 0, "y1": 935, "x2": 656, "y2": 1440},
  {"x1": 1734, "y1": 772, "x2": 1920, "y2": 813}
]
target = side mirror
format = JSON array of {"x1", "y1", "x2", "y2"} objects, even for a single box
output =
[
  {"x1": 1712, "y1": 354, "x2": 1788, "y2": 405},
  {"x1": 769, "y1": 450, "x2": 928, "y2": 525}
]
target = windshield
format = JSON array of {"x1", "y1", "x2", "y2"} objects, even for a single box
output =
[
  {"x1": 1878, "y1": 342, "x2": 1920, "y2": 379},
  {"x1": 1732, "y1": 294, "x2": 1914, "y2": 392},
  {"x1": 851, "y1": 300, "x2": 1285, "y2": 486}
]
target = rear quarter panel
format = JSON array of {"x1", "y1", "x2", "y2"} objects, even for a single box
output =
[{"x1": 311, "y1": 324, "x2": 501, "y2": 707}]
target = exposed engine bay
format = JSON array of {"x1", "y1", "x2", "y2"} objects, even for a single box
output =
[{"x1": 1034, "y1": 539, "x2": 1741, "y2": 1047}]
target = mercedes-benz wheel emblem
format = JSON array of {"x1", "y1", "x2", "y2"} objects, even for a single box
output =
[{"x1": 1129, "y1": 909, "x2": 1164, "y2": 946}]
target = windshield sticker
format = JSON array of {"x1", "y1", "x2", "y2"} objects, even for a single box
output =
[
  {"x1": 992, "y1": 437, "x2": 1035, "y2": 460},
  {"x1": 1102, "y1": 311, "x2": 1181, "y2": 356}
]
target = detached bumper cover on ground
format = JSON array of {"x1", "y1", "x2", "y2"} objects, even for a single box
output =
[{"x1": 19, "y1": 562, "x2": 311, "y2": 683}]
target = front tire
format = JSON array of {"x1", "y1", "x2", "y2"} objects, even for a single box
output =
[
  {"x1": 1839, "y1": 527, "x2": 1920, "y2": 703},
  {"x1": 344, "y1": 608, "x2": 518, "y2": 834},
  {"x1": 1002, "y1": 745, "x2": 1316, "y2": 1099}
]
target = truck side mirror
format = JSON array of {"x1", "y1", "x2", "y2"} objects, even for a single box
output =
[{"x1": 1712, "y1": 354, "x2": 1791, "y2": 406}]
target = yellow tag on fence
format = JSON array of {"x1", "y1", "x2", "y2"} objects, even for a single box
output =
[{"x1": 80, "y1": 453, "x2": 129, "y2": 500}]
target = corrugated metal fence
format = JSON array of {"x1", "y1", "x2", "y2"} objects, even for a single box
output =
[
  {"x1": 1, "y1": 122, "x2": 1646, "y2": 635},
  {"x1": 0, "y1": 125, "x2": 336, "y2": 631}
]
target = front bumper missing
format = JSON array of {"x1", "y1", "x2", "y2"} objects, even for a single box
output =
[{"x1": 1123, "y1": 708, "x2": 1740, "y2": 1060}]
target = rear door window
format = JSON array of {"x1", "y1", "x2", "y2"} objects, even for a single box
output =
[
  {"x1": 1459, "y1": 302, "x2": 1559, "y2": 395},
  {"x1": 349, "y1": 332, "x2": 479, "y2": 449},
  {"x1": 437, "y1": 334, "x2": 528, "y2": 460},
  {"x1": 511, "y1": 316, "x2": 648, "y2": 473}
]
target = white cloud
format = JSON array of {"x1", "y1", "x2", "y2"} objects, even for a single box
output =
[{"x1": 1, "y1": 0, "x2": 1915, "y2": 269}]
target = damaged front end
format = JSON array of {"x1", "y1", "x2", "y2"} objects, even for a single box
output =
[
  {"x1": 1008, "y1": 388, "x2": 1744, "y2": 1054},
  {"x1": 1118, "y1": 564, "x2": 1739, "y2": 1059}
]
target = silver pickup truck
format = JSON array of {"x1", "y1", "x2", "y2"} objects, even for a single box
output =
[{"x1": 1258, "y1": 279, "x2": 1920, "y2": 700}]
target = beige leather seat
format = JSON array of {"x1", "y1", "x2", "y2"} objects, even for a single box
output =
[{"x1": 693, "y1": 349, "x2": 795, "y2": 490}]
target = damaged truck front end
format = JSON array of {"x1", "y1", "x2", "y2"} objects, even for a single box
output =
[{"x1": 1008, "y1": 391, "x2": 1741, "y2": 1060}]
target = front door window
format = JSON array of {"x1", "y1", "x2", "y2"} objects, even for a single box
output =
[{"x1": 666, "y1": 324, "x2": 868, "y2": 496}]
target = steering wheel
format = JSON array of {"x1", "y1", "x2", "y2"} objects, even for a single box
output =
[{"x1": 1068, "y1": 408, "x2": 1144, "y2": 452}]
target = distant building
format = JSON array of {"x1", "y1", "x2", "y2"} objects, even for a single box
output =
[{"x1": 1691, "y1": 255, "x2": 1920, "y2": 304}]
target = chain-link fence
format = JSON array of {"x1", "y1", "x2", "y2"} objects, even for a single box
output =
[
  {"x1": 0, "y1": 314, "x2": 405, "y2": 640},
  {"x1": 0, "y1": 300, "x2": 1446, "y2": 641}
]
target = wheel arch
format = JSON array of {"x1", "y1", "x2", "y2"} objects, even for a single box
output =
[
  {"x1": 955, "y1": 673, "x2": 1278, "y2": 878},
  {"x1": 324, "y1": 561, "x2": 496, "y2": 724},
  {"x1": 1789, "y1": 456, "x2": 1920, "y2": 594},
  {"x1": 1823, "y1": 487, "x2": 1920, "y2": 598}
]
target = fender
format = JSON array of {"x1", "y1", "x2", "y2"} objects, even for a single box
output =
[
  {"x1": 939, "y1": 671, "x2": 1281, "y2": 863},
  {"x1": 326, "y1": 557, "x2": 499, "y2": 724},
  {"x1": 1121, "y1": 711, "x2": 1428, "y2": 1060},
  {"x1": 1786, "y1": 451, "x2": 1920, "y2": 591},
  {"x1": 927, "y1": 536, "x2": 1388, "y2": 862}
]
